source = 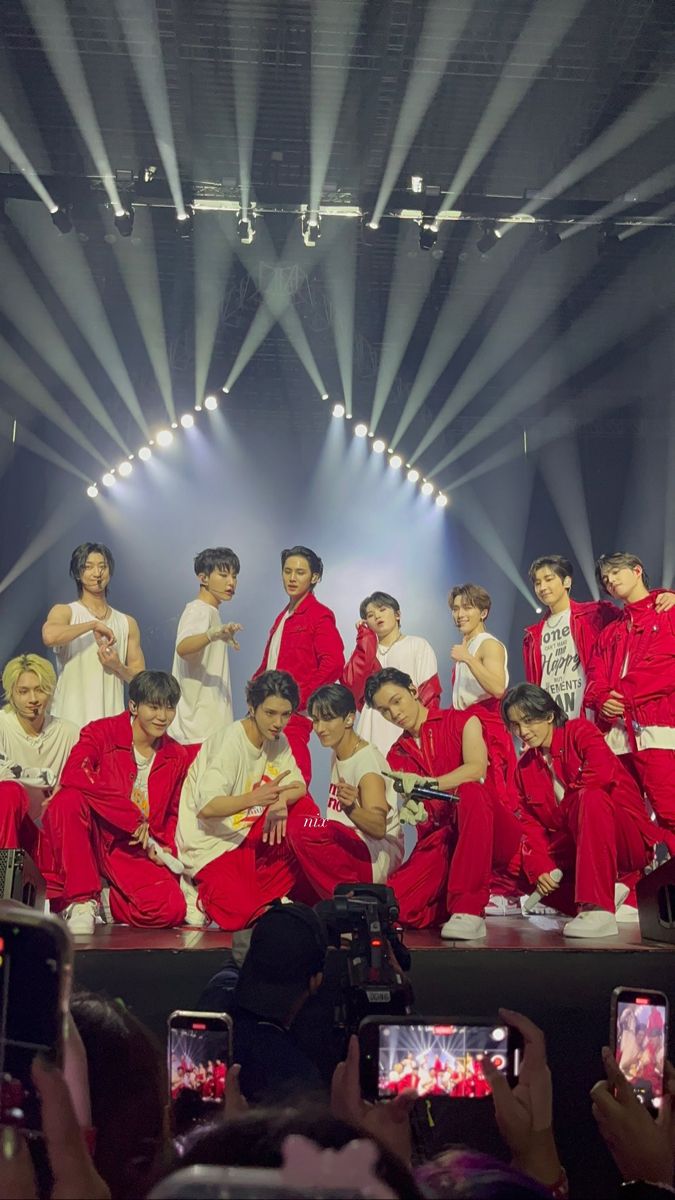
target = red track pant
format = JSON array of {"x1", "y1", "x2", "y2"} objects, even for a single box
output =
[
  {"x1": 524, "y1": 786, "x2": 651, "y2": 915},
  {"x1": 284, "y1": 713, "x2": 313, "y2": 787},
  {"x1": 194, "y1": 794, "x2": 320, "y2": 929},
  {"x1": 42, "y1": 786, "x2": 186, "y2": 927},
  {"x1": 388, "y1": 782, "x2": 522, "y2": 927},
  {"x1": 621, "y1": 749, "x2": 675, "y2": 847},
  {"x1": 286, "y1": 818, "x2": 374, "y2": 901},
  {"x1": 0, "y1": 780, "x2": 59, "y2": 886}
]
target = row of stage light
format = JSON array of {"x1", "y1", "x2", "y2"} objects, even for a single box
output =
[{"x1": 85, "y1": 389, "x2": 448, "y2": 509}]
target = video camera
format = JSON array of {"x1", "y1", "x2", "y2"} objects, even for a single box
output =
[{"x1": 314, "y1": 884, "x2": 413, "y2": 1039}]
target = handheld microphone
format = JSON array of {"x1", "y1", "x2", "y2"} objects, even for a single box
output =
[{"x1": 522, "y1": 868, "x2": 563, "y2": 914}]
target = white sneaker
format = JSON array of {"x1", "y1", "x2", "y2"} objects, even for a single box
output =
[
  {"x1": 63, "y1": 899, "x2": 99, "y2": 935},
  {"x1": 440, "y1": 913, "x2": 487, "y2": 941},
  {"x1": 563, "y1": 909, "x2": 618, "y2": 939},
  {"x1": 486, "y1": 894, "x2": 522, "y2": 917},
  {"x1": 99, "y1": 886, "x2": 113, "y2": 924},
  {"x1": 180, "y1": 877, "x2": 209, "y2": 927}
]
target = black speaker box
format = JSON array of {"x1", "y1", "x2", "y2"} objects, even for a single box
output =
[{"x1": 637, "y1": 859, "x2": 675, "y2": 945}]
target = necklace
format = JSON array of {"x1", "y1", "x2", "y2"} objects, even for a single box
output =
[
  {"x1": 379, "y1": 633, "x2": 404, "y2": 654},
  {"x1": 545, "y1": 610, "x2": 568, "y2": 629},
  {"x1": 80, "y1": 597, "x2": 111, "y2": 621}
]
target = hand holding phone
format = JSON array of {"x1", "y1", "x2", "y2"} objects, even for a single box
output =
[
  {"x1": 167, "y1": 1010, "x2": 232, "y2": 1135},
  {"x1": 610, "y1": 988, "x2": 669, "y2": 1111}
]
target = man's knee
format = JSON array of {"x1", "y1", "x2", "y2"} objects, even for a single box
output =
[
  {"x1": 119, "y1": 881, "x2": 187, "y2": 928},
  {"x1": 44, "y1": 786, "x2": 89, "y2": 822},
  {"x1": 0, "y1": 780, "x2": 30, "y2": 815}
]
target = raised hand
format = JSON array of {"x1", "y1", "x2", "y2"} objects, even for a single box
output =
[
  {"x1": 591, "y1": 1046, "x2": 674, "y2": 1185},
  {"x1": 92, "y1": 621, "x2": 116, "y2": 647}
]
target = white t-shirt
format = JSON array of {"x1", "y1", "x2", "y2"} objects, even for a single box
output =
[
  {"x1": 452, "y1": 631, "x2": 508, "y2": 710},
  {"x1": 176, "y1": 721, "x2": 304, "y2": 876},
  {"x1": 326, "y1": 742, "x2": 403, "y2": 883},
  {"x1": 539, "y1": 612, "x2": 586, "y2": 720},
  {"x1": 541, "y1": 748, "x2": 566, "y2": 805},
  {"x1": 51, "y1": 601, "x2": 129, "y2": 731},
  {"x1": 131, "y1": 747, "x2": 155, "y2": 818},
  {"x1": 358, "y1": 635, "x2": 438, "y2": 756},
  {"x1": 0, "y1": 709, "x2": 78, "y2": 787},
  {"x1": 265, "y1": 611, "x2": 290, "y2": 671},
  {"x1": 169, "y1": 600, "x2": 233, "y2": 744}
]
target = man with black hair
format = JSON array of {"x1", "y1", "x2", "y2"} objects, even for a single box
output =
[
  {"x1": 503, "y1": 683, "x2": 659, "y2": 938},
  {"x1": 176, "y1": 670, "x2": 318, "y2": 929},
  {"x1": 42, "y1": 671, "x2": 198, "y2": 934},
  {"x1": 229, "y1": 901, "x2": 327, "y2": 1103},
  {"x1": 342, "y1": 590, "x2": 440, "y2": 756},
  {"x1": 170, "y1": 547, "x2": 243, "y2": 744},
  {"x1": 584, "y1": 553, "x2": 675, "y2": 838},
  {"x1": 43, "y1": 542, "x2": 145, "y2": 730},
  {"x1": 254, "y1": 546, "x2": 344, "y2": 784}
]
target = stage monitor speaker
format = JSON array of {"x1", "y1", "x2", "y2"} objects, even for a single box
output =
[
  {"x1": 0, "y1": 847, "x2": 46, "y2": 910},
  {"x1": 636, "y1": 859, "x2": 675, "y2": 945}
]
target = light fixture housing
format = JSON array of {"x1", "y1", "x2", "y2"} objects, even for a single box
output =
[
  {"x1": 237, "y1": 207, "x2": 256, "y2": 244},
  {"x1": 176, "y1": 205, "x2": 194, "y2": 237},
  {"x1": 332, "y1": 403, "x2": 345, "y2": 418},
  {"x1": 138, "y1": 446, "x2": 152, "y2": 461},
  {"x1": 301, "y1": 212, "x2": 321, "y2": 247},
  {"x1": 373, "y1": 439, "x2": 386, "y2": 454},
  {"x1": 435, "y1": 494, "x2": 448, "y2": 508},
  {"x1": 390, "y1": 454, "x2": 403, "y2": 469},
  {"x1": 156, "y1": 429, "x2": 174, "y2": 447},
  {"x1": 118, "y1": 461, "x2": 132, "y2": 477},
  {"x1": 86, "y1": 484, "x2": 98, "y2": 498},
  {"x1": 50, "y1": 206, "x2": 73, "y2": 234},
  {"x1": 204, "y1": 395, "x2": 218, "y2": 411},
  {"x1": 114, "y1": 206, "x2": 134, "y2": 237},
  {"x1": 421, "y1": 480, "x2": 434, "y2": 496},
  {"x1": 102, "y1": 472, "x2": 115, "y2": 487},
  {"x1": 410, "y1": 175, "x2": 424, "y2": 194},
  {"x1": 354, "y1": 422, "x2": 368, "y2": 438},
  {"x1": 180, "y1": 413, "x2": 195, "y2": 428},
  {"x1": 476, "y1": 224, "x2": 500, "y2": 255},
  {"x1": 407, "y1": 468, "x2": 420, "y2": 483}
]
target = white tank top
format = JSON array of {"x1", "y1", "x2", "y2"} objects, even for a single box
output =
[
  {"x1": 51, "y1": 600, "x2": 129, "y2": 731},
  {"x1": 452, "y1": 630, "x2": 509, "y2": 710}
]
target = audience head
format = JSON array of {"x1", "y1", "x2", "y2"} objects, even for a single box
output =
[
  {"x1": 70, "y1": 990, "x2": 166, "y2": 1200},
  {"x1": 528, "y1": 556, "x2": 574, "y2": 609},
  {"x1": 359, "y1": 592, "x2": 401, "y2": 637},
  {"x1": 234, "y1": 901, "x2": 327, "y2": 1026},
  {"x1": 128, "y1": 671, "x2": 181, "y2": 737},
  {"x1": 308, "y1": 683, "x2": 357, "y2": 750},
  {"x1": 595, "y1": 551, "x2": 650, "y2": 596},
  {"x1": 448, "y1": 584, "x2": 492, "y2": 636},
  {"x1": 364, "y1": 668, "x2": 421, "y2": 733},
  {"x1": 69, "y1": 542, "x2": 115, "y2": 597},
  {"x1": 416, "y1": 1148, "x2": 552, "y2": 1199},
  {"x1": 2, "y1": 652, "x2": 56, "y2": 718},
  {"x1": 502, "y1": 683, "x2": 566, "y2": 750},
  {"x1": 245, "y1": 670, "x2": 300, "y2": 741},
  {"x1": 280, "y1": 546, "x2": 323, "y2": 601}
]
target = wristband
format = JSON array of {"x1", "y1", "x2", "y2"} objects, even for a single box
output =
[{"x1": 206, "y1": 626, "x2": 219, "y2": 643}]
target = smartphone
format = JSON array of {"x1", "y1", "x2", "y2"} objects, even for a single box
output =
[
  {"x1": 0, "y1": 908, "x2": 73, "y2": 1135},
  {"x1": 359, "y1": 1015, "x2": 521, "y2": 1101},
  {"x1": 167, "y1": 1010, "x2": 232, "y2": 1108},
  {"x1": 610, "y1": 987, "x2": 668, "y2": 1109}
]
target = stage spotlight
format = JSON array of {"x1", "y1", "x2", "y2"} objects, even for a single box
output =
[
  {"x1": 156, "y1": 429, "x2": 173, "y2": 447},
  {"x1": 407, "y1": 468, "x2": 420, "y2": 483},
  {"x1": 534, "y1": 224, "x2": 561, "y2": 253},
  {"x1": 102, "y1": 472, "x2": 115, "y2": 487},
  {"x1": 321, "y1": 392, "x2": 329, "y2": 401},
  {"x1": 50, "y1": 206, "x2": 73, "y2": 235},
  {"x1": 421, "y1": 481, "x2": 434, "y2": 496},
  {"x1": 366, "y1": 217, "x2": 379, "y2": 230},
  {"x1": 390, "y1": 454, "x2": 403, "y2": 469},
  {"x1": 373, "y1": 439, "x2": 386, "y2": 454},
  {"x1": 118, "y1": 461, "x2": 132, "y2": 477},
  {"x1": 418, "y1": 218, "x2": 438, "y2": 252},
  {"x1": 354, "y1": 422, "x2": 368, "y2": 438},
  {"x1": 86, "y1": 484, "x2": 98, "y2": 498},
  {"x1": 113, "y1": 206, "x2": 134, "y2": 237},
  {"x1": 176, "y1": 205, "x2": 194, "y2": 237},
  {"x1": 180, "y1": 413, "x2": 194, "y2": 429},
  {"x1": 301, "y1": 212, "x2": 321, "y2": 248},
  {"x1": 535, "y1": 605, "x2": 543, "y2": 614},
  {"x1": 194, "y1": 404, "x2": 202, "y2": 412},
  {"x1": 435, "y1": 494, "x2": 448, "y2": 508},
  {"x1": 138, "y1": 446, "x2": 152, "y2": 461},
  {"x1": 332, "y1": 403, "x2": 345, "y2": 418},
  {"x1": 237, "y1": 208, "x2": 256, "y2": 245},
  {"x1": 476, "y1": 224, "x2": 501, "y2": 256},
  {"x1": 410, "y1": 175, "x2": 424, "y2": 194},
  {"x1": 222, "y1": 386, "x2": 230, "y2": 394},
  {"x1": 204, "y1": 394, "x2": 218, "y2": 411}
]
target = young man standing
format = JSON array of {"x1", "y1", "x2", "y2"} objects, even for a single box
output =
[
  {"x1": 342, "y1": 591, "x2": 441, "y2": 756},
  {"x1": 42, "y1": 542, "x2": 145, "y2": 730},
  {"x1": 42, "y1": 671, "x2": 197, "y2": 934},
  {"x1": 169, "y1": 547, "x2": 243, "y2": 744},
  {"x1": 364, "y1": 668, "x2": 522, "y2": 940},
  {"x1": 502, "y1": 683, "x2": 658, "y2": 937},
  {"x1": 0, "y1": 653, "x2": 78, "y2": 867},
  {"x1": 584, "y1": 552, "x2": 675, "y2": 840},
  {"x1": 176, "y1": 670, "x2": 319, "y2": 930},
  {"x1": 254, "y1": 547, "x2": 344, "y2": 785},
  {"x1": 522, "y1": 554, "x2": 674, "y2": 718},
  {"x1": 286, "y1": 683, "x2": 404, "y2": 897}
]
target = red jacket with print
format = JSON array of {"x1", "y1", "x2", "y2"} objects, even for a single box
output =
[
  {"x1": 513, "y1": 718, "x2": 657, "y2": 882},
  {"x1": 342, "y1": 623, "x2": 442, "y2": 711},
  {"x1": 254, "y1": 592, "x2": 345, "y2": 713},
  {"x1": 583, "y1": 593, "x2": 675, "y2": 738},
  {"x1": 522, "y1": 598, "x2": 621, "y2": 683},
  {"x1": 58, "y1": 711, "x2": 199, "y2": 850}
]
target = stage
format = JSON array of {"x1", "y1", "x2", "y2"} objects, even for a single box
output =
[{"x1": 72, "y1": 916, "x2": 675, "y2": 1198}]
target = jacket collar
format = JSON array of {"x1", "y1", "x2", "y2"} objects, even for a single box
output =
[{"x1": 109, "y1": 710, "x2": 176, "y2": 757}]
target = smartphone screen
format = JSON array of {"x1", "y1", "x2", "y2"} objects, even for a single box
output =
[
  {"x1": 168, "y1": 1012, "x2": 232, "y2": 1107},
  {"x1": 0, "y1": 918, "x2": 69, "y2": 1134},
  {"x1": 376, "y1": 1021, "x2": 512, "y2": 1099},
  {"x1": 614, "y1": 992, "x2": 667, "y2": 1108}
]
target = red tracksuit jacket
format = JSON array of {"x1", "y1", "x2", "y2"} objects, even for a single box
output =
[
  {"x1": 513, "y1": 718, "x2": 657, "y2": 882},
  {"x1": 522, "y1": 598, "x2": 620, "y2": 683},
  {"x1": 387, "y1": 707, "x2": 474, "y2": 834},
  {"x1": 342, "y1": 623, "x2": 442, "y2": 711},
  {"x1": 583, "y1": 593, "x2": 675, "y2": 740},
  {"x1": 59, "y1": 711, "x2": 199, "y2": 851},
  {"x1": 255, "y1": 592, "x2": 345, "y2": 712}
]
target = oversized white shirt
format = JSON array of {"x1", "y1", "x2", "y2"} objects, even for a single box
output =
[
  {"x1": 169, "y1": 600, "x2": 233, "y2": 744},
  {"x1": 176, "y1": 721, "x2": 304, "y2": 876},
  {"x1": 539, "y1": 611, "x2": 586, "y2": 720},
  {"x1": 51, "y1": 601, "x2": 129, "y2": 731},
  {"x1": 326, "y1": 742, "x2": 403, "y2": 883},
  {"x1": 0, "y1": 708, "x2": 78, "y2": 787},
  {"x1": 358, "y1": 635, "x2": 438, "y2": 756}
]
